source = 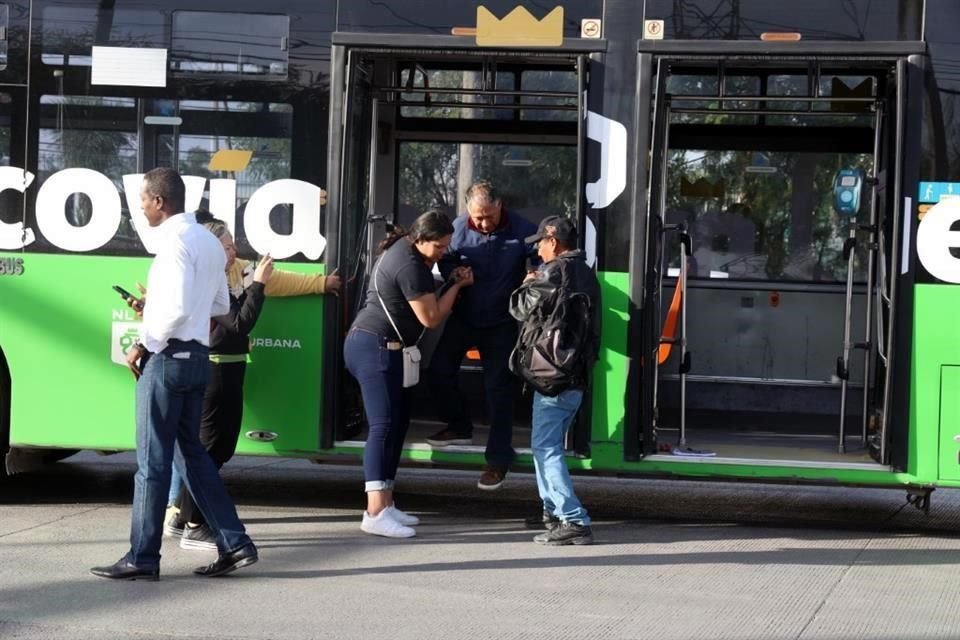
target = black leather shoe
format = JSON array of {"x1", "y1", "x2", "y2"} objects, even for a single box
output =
[
  {"x1": 90, "y1": 558, "x2": 159, "y2": 581},
  {"x1": 193, "y1": 543, "x2": 258, "y2": 577}
]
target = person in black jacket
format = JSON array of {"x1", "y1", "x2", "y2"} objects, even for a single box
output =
[
  {"x1": 166, "y1": 216, "x2": 274, "y2": 550},
  {"x1": 512, "y1": 216, "x2": 600, "y2": 546}
]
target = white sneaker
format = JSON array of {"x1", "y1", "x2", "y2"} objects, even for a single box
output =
[
  {"x1": 385, "y1": 505, "x2": 420, "y2": 527},
  {"x1": 361, "y1": 510, "x2": 416, "y2": 538}
]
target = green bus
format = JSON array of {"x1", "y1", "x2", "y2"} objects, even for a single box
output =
[{"x1": 2, "y1": 0, "x2": 959, "y2": 511}]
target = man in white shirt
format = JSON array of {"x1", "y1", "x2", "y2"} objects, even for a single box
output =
[{"x1": 91, "y1": 168, "x2": 258, "y2": 581}]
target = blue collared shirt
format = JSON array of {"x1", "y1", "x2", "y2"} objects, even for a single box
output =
[{"x1": 439, "y1": 210, "x2": 538, "y2": 328}]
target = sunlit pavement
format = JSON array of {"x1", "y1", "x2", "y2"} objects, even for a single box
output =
[{"x1": 2, "y1": 452, "x2": 960, "y2": 640}]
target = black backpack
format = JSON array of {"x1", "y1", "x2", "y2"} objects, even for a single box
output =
[{"x1": 508, "y1": 265, "x2": 594, "y2": 397}]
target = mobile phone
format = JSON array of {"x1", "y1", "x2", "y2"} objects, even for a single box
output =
[
  {"x1": 112, "y1": 285, "x2": 134, "y2": 300},
  {"x1": 113, "y1": 285, "x2": 143, "y2": 311}
]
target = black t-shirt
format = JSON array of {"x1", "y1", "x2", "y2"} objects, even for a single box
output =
[{"x1": 352, "y1": 238, "x2": 437, "y2": 345}]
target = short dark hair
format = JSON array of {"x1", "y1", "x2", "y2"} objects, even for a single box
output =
[
  {"x1": 143, "y1": 167, "x2": 186, "y2": 212},
  {"x1": 465, "y1": 180, "x2": 501, "y2": 206}
]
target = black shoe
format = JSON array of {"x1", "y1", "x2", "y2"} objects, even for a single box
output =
[
  {"x1": 180, "y1": 524, "x2": 218, "y2": 551},
  {"x1": 90, "y1": 558, "x2": 159, "y2": 581},
  {"x1": 193, "y1": 543, "x2": 258, "y2": 577},
  {"x1": 533, "y1": 521, "x2": 594, "y2": 546},
  {"x1": 164, "y1": 513, "x2": 186, "y2": 538},
  {"x1": 524, "y1": 509, "x2": 561, "y2": 531}
]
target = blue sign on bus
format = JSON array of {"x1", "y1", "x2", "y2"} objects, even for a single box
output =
[{"x1": 918, "y1": 181, "x2": 960, "y2": 203}]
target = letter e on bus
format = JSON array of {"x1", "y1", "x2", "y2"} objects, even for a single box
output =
[{"x1": 917, "y1": 199, "x2": 960, "y2": 284}]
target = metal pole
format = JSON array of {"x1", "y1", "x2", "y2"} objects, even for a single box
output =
[
  {"x1": 364, "y1": 97, "x2": 379, "y2": 278},
  {"x1": 861, "y1": 102, "x2": 884, "y2": 445},
  {"x1": 669, "y1": 95, "x2": 876, "y2": 104},
  {"x1": 838, "y1": 220, "x2": 856, "y2": 454},
  {"x1": 880, "y1": 58, "x2": 908, "y2": 464},
  {"x1": 679, "y1": 230, "x2": 688, "y2": 448},
  {"x1": 652, "y1": 94, "x2": 672, "y2": 432},
  {"x1": 382, "y1": 86, "x2": 578, "y2": 99},
  {"x1": 669, "y1": 107, "x2": 874, "y2": 118}
]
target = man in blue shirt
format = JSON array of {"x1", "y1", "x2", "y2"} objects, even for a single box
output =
[{"x1": 426, "y1": 181, "x2": 537, "y2": 489}]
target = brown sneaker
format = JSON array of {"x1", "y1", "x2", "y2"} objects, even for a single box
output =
[
  {"x1": 478, "y1": 465, "x2": 508, "y2": 491},
  {"x1": 426, "y1": 429, "x2": 473, "y2": 447}
]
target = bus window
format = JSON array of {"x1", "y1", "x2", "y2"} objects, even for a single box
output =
[
  {"x1": 170, "y1": 11, "x2": 289, "y2": 78},
  {"x1": 400, "y1": 69, "x2": 516, "y2": 120},
  {"x1": 398, "y1": 67, "x2": 578, "y2": 122},
  {"x1": 0, "y1": 4, "x2": 8, "y2": 71},
  {"x1": 40, "y1": 4, "x2": 166, "y2": 67},
  {"x1": 921, "y1": 0, "x2": 960, "y2": 224},
  {"x1": 665, "y1": 149, "x2": 873, "y2": 282},
  {"x1": 0, "y1": 92, "x2": 15, "y2": 233},
  {"x1": 33, "y1": 95, "x2": 139, "y2": 254},
  {"x1": 337, "y1": 0, "x2": 600, "y2": 38},
  {"x1": 154, "y1": 100, "x2": 294, "y2": 258},
  {"x1": 643, "y1": 0, "x2": 919, "y2": 41},
  {"x1": 0, "y1": 92, "x2": 9, "y2": 165},
  {"x1": 397, "y1": 142, "x2": 576, "y2": 228},
  {"x1": 520, "y1": 70, "x2": 577, "y2": 121}
]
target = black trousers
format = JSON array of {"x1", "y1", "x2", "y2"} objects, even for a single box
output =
[{"x1": 178, "y1": 360, "x2": 246, "y2": 526}]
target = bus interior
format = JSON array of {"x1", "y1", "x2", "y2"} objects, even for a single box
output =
[
  {"x1": 327, "y1": 37, "x2": 909, "y2": 470},
  {"x1": 643, "y1": 50, "x2": 906, "y2": 469},
  {"x1": 326, "y1": 36, "x2": 595, "y2": 456}
]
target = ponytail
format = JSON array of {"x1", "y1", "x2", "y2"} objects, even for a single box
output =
[
  {"x1": 378, "y1": 224, "x2": 409, "y2": 253},
  {"x1": 377, "y1": 209, "x2": 454, "y2": 253}
]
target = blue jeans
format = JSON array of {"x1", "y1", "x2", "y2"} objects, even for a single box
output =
[
  {"x1": 128, "y1": 340, "x2": 251, "y2": 568},
  {"x1": 344, "y1": 328, "x2": 410, "y2": 492},
  {"x1": 168, "y1": 468, "x2": 182, "y2": 506},
  {"x1": 531, "y1": 390, "x2": 590, "y2": 526},
  {"x1": 428, "y1": 316, "x2": 518, "y2": 467}
]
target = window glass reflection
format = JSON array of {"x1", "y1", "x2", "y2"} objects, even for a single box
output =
[
  {"x1": 35, "y1": 95, "x2": 139, "y2": 251},
  {"x1": 397, "y1": 142, "x2": 576, "y2": 229},
  {"x1": 171, "y1": 12, "x2": 289, "y2": 78},
  {"x1": 41, "y1": 5, "x2": 165, "y2": 66},
  {"x1": 665, "y1": 149, "x2": 874, "y2": 282}
]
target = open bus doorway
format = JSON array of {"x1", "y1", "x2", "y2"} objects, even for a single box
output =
[
  {"x1": 323, "y1": 34, "x2": 597, "y2": 458},
  {"x1": 637, "y1": 44, "x2": 920, "y2": 468}
]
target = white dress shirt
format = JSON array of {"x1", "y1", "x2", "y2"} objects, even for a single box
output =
[{"x1": 141, "y1": 213, "x2": 230, "y2": 353}]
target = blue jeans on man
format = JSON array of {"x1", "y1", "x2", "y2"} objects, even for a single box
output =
[
  {"x1": 531, "y1": 389, "x2": 591, "y2": 526},
  {"x1": 428, "y1": 315, "x2": 518, "y2": 468},
  {"x1": 128, "y1": 340, "x2": 251, "y2": 568}
]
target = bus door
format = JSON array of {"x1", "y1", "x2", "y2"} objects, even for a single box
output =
[
  {"x1": 0, "y1": 1, "x2": 28, "y2": 459},
  {"x1": 324, "y1": 33, "x2": 600, "y2": 456},
  {"x1": 633, "y1": 41, "x2": 924, "y2": 467},
  {"x1": 0, "y1": 0, "x2": 28, "y2": 262}
]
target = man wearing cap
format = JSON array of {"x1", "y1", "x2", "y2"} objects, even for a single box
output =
[
  {"x1": 426, "y1": 181, "x2": 538, "y2": 490},
  {"x1": 515, "y1": 215, "x2": 600, "y2": 545}
]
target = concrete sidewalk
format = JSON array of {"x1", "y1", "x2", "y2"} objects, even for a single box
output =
[{"x1": 1, "y1": 454, "x2": 960, "y2": 639}]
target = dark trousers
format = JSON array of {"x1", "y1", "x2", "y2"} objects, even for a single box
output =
[
  {"x1": 128, "y1": 340, "x2": 250, "y2": 567},
  {"x1": 427, "y1": 315, "x2": 518, "y2": 467},
  {"x1": 343, "y1": 328, "x2": 411, "y2": 491},
  {"x1": 178, "y1": 361, "x2": 246, "y2": 526}
]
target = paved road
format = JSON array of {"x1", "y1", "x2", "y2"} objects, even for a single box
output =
[{"x1": 1, "y1": 452, "x2": 960, "y2": 640}]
